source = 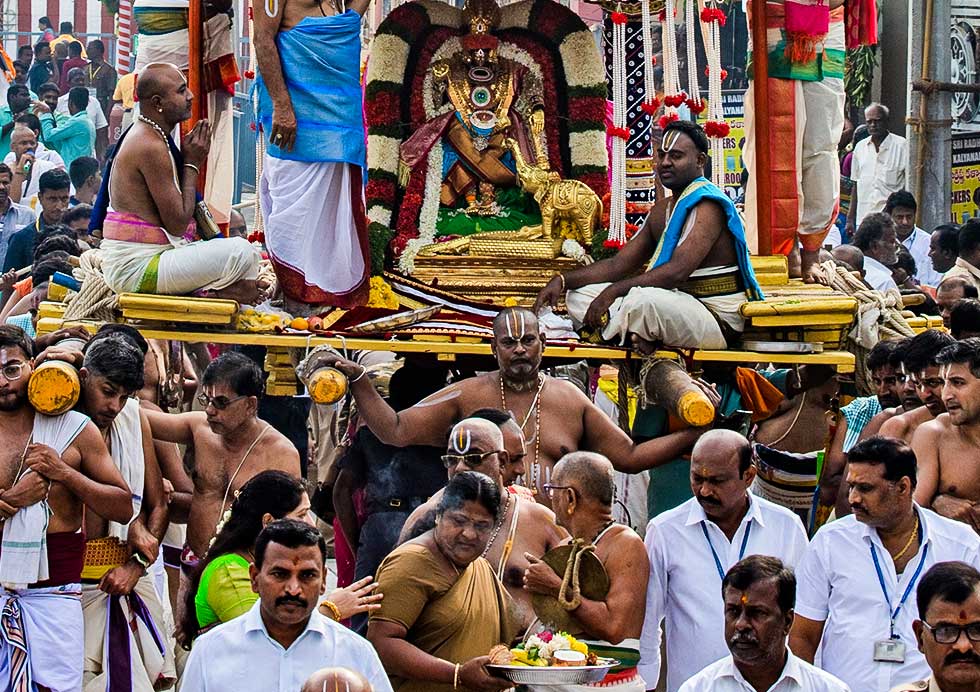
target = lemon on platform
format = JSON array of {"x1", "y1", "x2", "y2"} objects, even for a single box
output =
[{"x1": 290, "y1": 317, "x2": 309, "y2": 331}]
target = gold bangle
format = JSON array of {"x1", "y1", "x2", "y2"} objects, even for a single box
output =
[
  {"x1": 453, "y1": 663, "x2": 461, "y2": 690},
  {"x1": 184, "y1": 163, "x2": 201, "y2": 175},
  {"x1": 557, "y1": 273, "x2": 566, "y2": 293},
  {"x1": 321, "y1": 599, "x2": 342, "y2": 621}
]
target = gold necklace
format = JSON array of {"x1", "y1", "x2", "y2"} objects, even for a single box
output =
[{"x1": 891, "y1": 513, "x2": 920, "y2": 563}]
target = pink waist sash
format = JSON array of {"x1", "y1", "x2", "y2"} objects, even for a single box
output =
[{"x1": 103, "y1": 211, "x2": 190, "y2": 245}]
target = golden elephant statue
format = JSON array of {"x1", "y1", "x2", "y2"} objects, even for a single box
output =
[{"x1": 503, "y1": 138, "x2": 602, "y2": 245}]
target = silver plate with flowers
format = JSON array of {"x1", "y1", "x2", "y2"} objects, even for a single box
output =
[{"x1": 486, "y1": 659, "x2": 619, "y2": 685}]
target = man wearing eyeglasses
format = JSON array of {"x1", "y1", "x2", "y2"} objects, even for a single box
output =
[
  {"x1": 879, "y1": 330, "x2": 953, "y2": 445},
  {"x1": 400, "y1": 417, "x2": 566, "y2": 631},
  {"x1": 892, "y1": 561, "x2": 980, "y2": 692},
  {"x1": 143, "y1": 351, "x2": 301, "y2": 570}
]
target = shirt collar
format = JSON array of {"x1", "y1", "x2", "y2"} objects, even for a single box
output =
[
  {"x1": 684, "y1": 491, "x2": 766, "y2": 530},
  {"x1": 864, "y1": 255, "x2": 891, "y2": 275},
  {"x1": 243, "y1": 599, "x2": 330, "y2": 642},
  {"x1": 859, "y1": 503, "x2": 930, "y2": 548},
  {"x1": 717, "y1": 649, "x2": 802, "y2": 687},
  {"x1": 955, "y1": 257, "x2": 980, "y2": 279}
]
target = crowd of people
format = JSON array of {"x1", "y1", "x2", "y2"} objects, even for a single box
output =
[{"x1": 1, "y1": 298, "x2": 980, "y2": 692}]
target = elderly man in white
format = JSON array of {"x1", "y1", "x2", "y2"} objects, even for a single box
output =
[
  {"x1": 639, "y1": 430, "x2": 809, "y2": 691},
  {"x1": 678, "y1": 556, "x2": 850, "y2": 692},
  {"x1": 181, "y1": 520, "x2": 392, "y2": 692},
  {"x1": 789, "y1": 436, "x2": 980, "y2": 692},
  {"x1": 846, "y1": 103, "x2": 908, "y2": 233}
]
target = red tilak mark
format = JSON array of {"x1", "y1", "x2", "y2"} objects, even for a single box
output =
[{"x1": 961, "y1": 610, "x2": 968, "y2": 621}]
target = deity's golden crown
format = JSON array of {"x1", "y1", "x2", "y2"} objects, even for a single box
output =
[{"x1": 461, "y1": 0, "x2": 501, "y2": 34}]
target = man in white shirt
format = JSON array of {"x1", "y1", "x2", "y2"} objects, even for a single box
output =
[
  {"x1": 0, "y1": 162, "x2": 34, "y2": 265},
  {"x1": 678, "y1": 555, "x2": 850, "y2": 692},
  {"x1": 639, "y1": 430, "x2": 810, "y2": 691},
  {"x1": 2, "y1": 113, "x2": 65, "y2": 170},
  {"x1": 7, "y1": 124, "x2": 58, "y2": 205},
  {"x1": 181, "y1": 519, "x2": 393, "y2": 692},
  {"x1": 853, "y1": 212, "x2": 900, "y2": 292},
  {"x1": 847, "y1": 103, "x2": 908, "y2": 232},
  {"x1": 945, "y1": 220, "x2": 980, "y2": 294},
  {"x1": 789, "y1": 436, "x2": 980, "y2": 692},
  {"x1": 886, "y1": 191, "x2": 943, "y2": 288}
]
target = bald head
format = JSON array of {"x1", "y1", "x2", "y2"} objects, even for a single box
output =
[
  {"x1": 554, "y1": 452, "x2": 615, "y2": 507},
  {"x1": 300, "y1": 668, "x2": 372, "y2": 692},
  {"x1": 447, "y1": 418, "x2": 504, "y2": 455},
  {"x1": 691, "y1": 430, "x2": 753, "y2": 475},
  {"x1": 493, "y1": 307, "x2": 539, "y2": 340},
  {"x1": 831, "y1": 244, "x2": 864, "y2": 274},
  {"x1": 136, "y1": 63, "x2": 193, "y2": 127}
]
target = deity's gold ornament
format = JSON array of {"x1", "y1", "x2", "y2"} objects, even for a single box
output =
[{"x1": 505, "y1": 137, "x2": 602, "y2": 245}]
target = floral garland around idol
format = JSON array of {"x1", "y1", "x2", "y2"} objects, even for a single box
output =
[
  {"x1": 606, "y1": 8, "x2": 629, "y2": 249},
  {"x1": 699, "y1": 0, "x2": 729, "y2": 187},
  {"x1": 364, "y1": 0, "x2": 609, "y2": 272}
]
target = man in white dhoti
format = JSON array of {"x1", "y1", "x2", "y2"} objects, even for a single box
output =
[
  {"x1": 55, "y1": 333, "x2": 175, "y2": 692},
  {"x1": 254, "y1": 0, "x2": 372, "y2": 307},
  {"x1": 92, "y1": 63, "x2": 261, "y2": 303},
  {"x1": 522, "y1": 453, "x2": 648, "y2": 691},
  {"x1": 535, "y1": 121, "x2": 763, "y2": 351},
  {"x1": 0, "y1": 325, "x2": 132, "y2": 691}
]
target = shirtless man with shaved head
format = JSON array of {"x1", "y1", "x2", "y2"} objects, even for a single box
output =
[
  {"x1": 327, "y1": 307, "x2": 702, "y2": 507},
  {"x1": 400, "y1": 417, "x2": 566, "y2": 630},
  {"x1": 94, "y1": 62, "x2": 260, "y2": 302}
]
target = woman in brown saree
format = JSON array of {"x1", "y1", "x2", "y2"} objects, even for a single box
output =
[{"x1": 369, "y1": 471, "x2": 515, "y2": 692}]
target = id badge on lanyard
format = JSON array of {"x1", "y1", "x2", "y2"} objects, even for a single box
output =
[{"x1": 870, "y1": 540, "x2": 929, "y2": 664}]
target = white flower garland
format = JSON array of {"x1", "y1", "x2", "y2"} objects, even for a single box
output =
[
  {"x1": 559, "y1": 31, "x2": 606, "y2": 88},
  {"x1": 685, "y1": 0, "x2": 702, "y2": 109},
  {"x1": 700, "y1": 0, "x2": 725, "y2": 186},
  {"x1": 607, "y1": 10, "x2": 628, "y2": 248},
  {"x1": 398, "y1": 138, "x2": 445, "y2": 274},
  {"x1": 366, "y1": 34, "x2": 410, "y2": 86},
  {"x1": 660, "y1": 0, "x2": 682, "y2": 120},
  {"x1": 641, "y1": 0, "x2": 658, "y2": 111}
]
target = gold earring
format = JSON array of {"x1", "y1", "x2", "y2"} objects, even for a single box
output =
[
  {"x1": 157, "y1": 107, "x2": 163, "y2": 113},
  {"x1": 566, "y1": 508, "x2": 573, "y2": 515}
]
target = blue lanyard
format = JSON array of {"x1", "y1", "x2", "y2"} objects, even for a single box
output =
[
  {"x1": 870, "y1": 535, "x2": 929, "y2": 638},
  {"x1": 701, "y1": 520, "x2": 751, "y2": 580}
]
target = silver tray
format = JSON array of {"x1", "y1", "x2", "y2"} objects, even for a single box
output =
[
  {"x1": 740, "y1": 339, "x2": 824, "y2": 353},
  {"x1": 486, "y1": 658, "x2": 618, "y2": 685}
]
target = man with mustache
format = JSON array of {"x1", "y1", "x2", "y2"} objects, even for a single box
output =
[
  {"x1": 880, "y1": 330, "x2": 955, "y2": 443},
  {"x1": 791, "y1": 436, "x2": 980, "y2": 691},
  {"x1": 326, "y1": 306, "x2": 701, "y2": 508},
  {"x1": 859, "y1": 337, "x2": 926, "y2": 442},
  {"x1": 182, "y1": 519, "x2": 392, "y2": 691},
  {"x1": 639, "y1": 430, "x2": 809, "y2": 691},
  {"x1": 677, "y1": 555, "x2": 848, "y2": 691},
  {"x1": 912, "y1": 339, "x2": 980, "y2": 534},
  {"x1": 892, "y1": 561, "x2": 980, "y2": 692}
]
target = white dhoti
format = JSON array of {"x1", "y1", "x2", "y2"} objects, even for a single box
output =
[
  {"x1": 0, "y1": 584, "x2": 84, "y2": 692},
  {"x1": 82, "y1": 576, "x2": 176, "y2": 692},
  {"x1": 100, "y1": 236, "x2": 261, "y2": 296},
  {"x1": 565, "y1": 268, "x2": 747, "y2": 350},
  {"x1": 259, "y1": 156, "x2": 369, "y2": 306}
]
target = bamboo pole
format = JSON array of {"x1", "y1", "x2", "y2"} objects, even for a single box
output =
[
  {"x1": 913, "y1": 0, "x2": 934, "y2": 226},
  {"x1": 750, "y1": 0, "x2": 772, "y2": 256}
]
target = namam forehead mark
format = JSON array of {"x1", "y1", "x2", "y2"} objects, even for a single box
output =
[
  {"x1": 451, "y1": 427, "x2": 472, "y2": 454},
  {"x1": 504, "y1": 311, "x2": 529, "y2": 340},
  {"x1": 661, "y1": 129, "x2": 683, "y2": 153}
]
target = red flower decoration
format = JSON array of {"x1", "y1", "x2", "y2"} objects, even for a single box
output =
[
  {"x1": 686, "y1": 97, "x2": 706, "y2": 114},
  {"x1": 699, "y1": 7, "x2": 727, "y2": 25},
  {"x1": 244, "y1": 70, "x2": 255, "y2": 80},
  {"x1": 539, "y1": 630, "x2": 554, "y2": 643},
  {"x1": 247, "y1": 231, "x2": 265, "y2": 244},
  {"x1": 721, "y1": 68, "x2": 728, "y2": 80},
  {"x1": 640, "y1": 99, "x2": 661, "y2": 115},
  {"x1": 704, "y1": 120, "x2": 731, "y2": 137},
  {"x1": 249, "y1": 123, "x2": 256, "y2": 131},
  {"x1": 625, "y1": 222, "x2": 640, "y2": 236},
  {"x1": 611, "y1": 11, "x2": 628, "y2": 24},
  {"x1": 604, "y1": 238, "x2": 625, "y2": 249},
  {"x1": 663, "y1": 92, "x2": 687, "y2": 108},
  {"x1": 607, "y1": 126, "x2": 631, "y2": 141},
  {"x1": 651, "y1": 55, "x2": 658, "y2": 66},
  {"x1": 658, "y1": 112, "x2": 679, "y2": 129}
]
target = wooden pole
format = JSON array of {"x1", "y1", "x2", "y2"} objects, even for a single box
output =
[
  {"x1": 187, "y1": 1, "x2": 206, "y2": 191},
  {"x1": 750, "y1": 0, "x2": 772, "y2": 256}
]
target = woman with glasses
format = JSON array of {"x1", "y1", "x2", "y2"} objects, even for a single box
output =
[
  {"x1": 369, "y1": 471, "x2": 515, "y2": 692},
  {"x1": 178, "y1": 470, "x2": 382, "y2": 647}
]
